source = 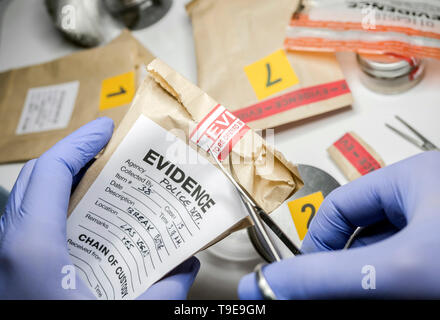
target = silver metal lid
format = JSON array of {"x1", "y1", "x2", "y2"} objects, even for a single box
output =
[{"x1": 356, "y1": 54, "x2": 420, "y2": 79}]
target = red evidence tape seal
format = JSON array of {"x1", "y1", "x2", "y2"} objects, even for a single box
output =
[
  {"x1": 233, "y1": 79, "x2": 351, "y2": 123},
  {"x1": 190, "y1": 104, "x2": 250, "y2": 161},
  {"x1": 333, "y1": 133, "x2": 382, "y2": 176}
]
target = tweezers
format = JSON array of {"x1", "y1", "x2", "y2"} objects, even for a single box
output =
[
  {"x1": 346, "y1": 117, "x2": 439, "y2": 251},
  {"x1": 209, "y1": 150, "x2": 302, "y2": 262},
  {"x1": 386, "y1": 116, "x2": 439, "y2": 152}
]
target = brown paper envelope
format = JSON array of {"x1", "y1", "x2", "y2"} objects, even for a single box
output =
[
  {"x1": 0, "y1": 30, "x2": 154, "y2": 163},
  {"x1": 187, "y1": 0, "x2": 353, "y2": 129}
]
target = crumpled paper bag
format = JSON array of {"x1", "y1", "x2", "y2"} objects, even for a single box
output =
[{"x1": 70, "y1": 59, "x2": 303, "y2": 238}]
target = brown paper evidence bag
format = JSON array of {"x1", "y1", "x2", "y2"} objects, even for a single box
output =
[
  {"x1": 69, "y1": 59, "x2": 303, "y2": 239},
  {"x1": 0, "y1": 30, "x2": 154, "y2": 163},
  {"x1": 186, "y1": 0, "x2": 353, "y2": 130},
  {"x1": 65, "y1": 60, "x2": 302, "y2": 298}
]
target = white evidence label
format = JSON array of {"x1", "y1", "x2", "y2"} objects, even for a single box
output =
[
  {"x1": 16, "y1": 81, "x2": 79, "y2": 135},
  {"x1": 67, "y1": 115, "x2": 248, "y2": 299}
]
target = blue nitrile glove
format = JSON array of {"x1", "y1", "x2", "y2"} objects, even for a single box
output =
[
  {"x1": 239, "y1": 151, "x2": 440, "y2": 299},
  {"x1": 0, "y1": 117, "x2": 199, "y2": 299}
]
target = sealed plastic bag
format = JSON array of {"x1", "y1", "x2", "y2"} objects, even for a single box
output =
[{"x1": 285, "y1": 0, "x2": 440, "y2": 59}]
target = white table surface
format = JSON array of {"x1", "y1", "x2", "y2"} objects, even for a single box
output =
[{"x1": 1, "y1": 0, "x2": 439, "y2": 299}]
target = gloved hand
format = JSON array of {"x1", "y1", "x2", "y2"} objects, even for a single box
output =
[
  {"x1": 0, "y1": 117, "x2": 199, "y2": 299},
  {"x1": 239, "y1": 151, "x2": 440, "y2": 299}
]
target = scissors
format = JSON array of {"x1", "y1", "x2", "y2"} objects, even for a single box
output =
[
  {"x1": 208, "y1": 150, "x2": 302, "y2": 262},
  {"x1": 208, "y1": 149, "x2": 302, "y2": 300},
  {"x1": 386, "y1": 115, "x2": 439, "y2": 152}
]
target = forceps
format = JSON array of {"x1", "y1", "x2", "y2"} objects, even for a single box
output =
[
  {"x1": 386, "y1": 116, "x2": 439, "y2": 152},
  {"x1": 208, "y1": 150, "x2": 302, "y2": 262},
  {"x1": 345, "y1": 117, "x2": 439, "y2": 250}
]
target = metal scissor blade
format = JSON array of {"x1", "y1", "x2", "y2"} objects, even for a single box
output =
[
  {"x1": 209, "y1": 150, "x2": 301, "y2": 257},
  {"x1": 238, "y1": 192, "x2": 281, "y2": 262},
  {"x1": 208, "y1": 152, "x2": 257, "y2": 208},
  {"x1": 208, "y1": 151, "x2": 281, "y2": 261},
  {"x1": 254, "y1": 207, "x2": 302, "y2": 256}
]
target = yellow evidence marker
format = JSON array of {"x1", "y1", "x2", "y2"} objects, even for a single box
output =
[
  {"x1": 288, "y1": 191, "x2": 324, "y2": 241},
  {"x1": 243, "y1": 49, "x2": 299, "y2": 101},
  {"x1": 99, "y1": 71, "x2": 135, "y2": 111}
]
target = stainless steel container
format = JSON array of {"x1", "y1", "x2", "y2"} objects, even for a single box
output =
[
  {"x1": 104, "y1": 0, "x2": 172, "y2": 30},
  {"x1": 357, "y1": 53, "x2": 425, "y2": 95},
  {"x1": 45, "y1": 0, "x2": 123, "y2": 47}
]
